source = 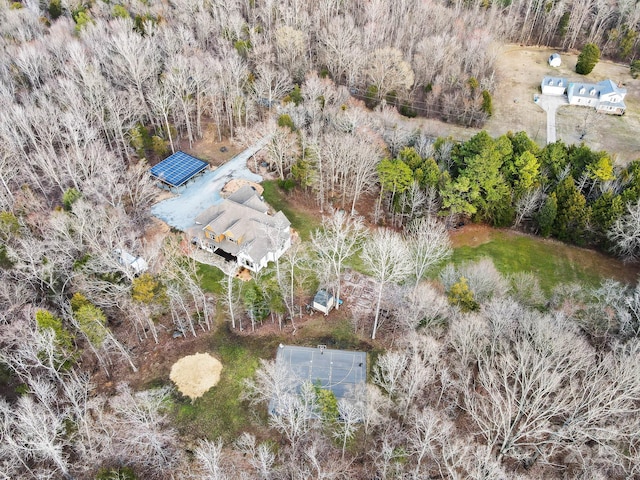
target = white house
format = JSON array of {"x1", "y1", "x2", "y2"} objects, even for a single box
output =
[
  {"x1": 567, "y1": 79, "x2": 626, "y2": 115},
  {"x1": 541, "y1": 76, "x2": 567, "y2": 96},
  {"x1": 548, "y1": 53, "x2": 562, "y2": 67},
  {"x1": 540, "y1": 76, "x2": 627, "y2": 115},
  {"x1": 190, "y1": 186, "x2": 291, "y2": 273}
]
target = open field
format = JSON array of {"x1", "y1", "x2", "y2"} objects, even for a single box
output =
[
  {"x1": 409, "y1": 45, "x2": 640, "y2": 165},
  {"x1": 450, "y1": 224, "x2": 640, "y2": 292},
  {"x1": 487, "y1": 45, "x2": 640, "y2": 164}
]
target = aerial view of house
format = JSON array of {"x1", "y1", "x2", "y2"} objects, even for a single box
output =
[
  {"x1": 540, "y1": 76, "x2": 627, "y2": 114},
  {"x1": 189, "y1": 185, "x2": 291, "y2": 272}
]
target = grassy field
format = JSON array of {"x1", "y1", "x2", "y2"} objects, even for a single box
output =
[
  {"x1": 449, "y1": 228, "x2": 639, "y2": 292},
  {"x1": 261, "y1": 181, "x2": 321, "y2": 240}
]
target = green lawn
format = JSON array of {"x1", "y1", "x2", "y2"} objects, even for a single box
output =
[
  {"x1": 449, "y1": 230, "x2": 638, "y2": 293},
  {"x1": 261, "y1": 181, "x2": 321, "y2": 240},
  {"x1": 170, "y1": 326, "x2": 284, "y2": 442},
  {"x1": 197, "y1": 262, "x2": 225, "y2": 294}
]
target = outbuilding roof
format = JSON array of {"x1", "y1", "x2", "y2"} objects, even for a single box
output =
[{"x1": 150, "y1": 151, "x2": 208, "y2": 188}]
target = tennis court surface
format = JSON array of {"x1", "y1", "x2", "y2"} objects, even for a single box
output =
[{"x1": 275, "y1": 345, "x2": 367, "y2": 399}]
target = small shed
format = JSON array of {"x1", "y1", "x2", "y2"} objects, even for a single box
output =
[
  {"x1": 313, "y1": 289, "x2": 335, "y2": 315},
  {"x1": 114, "y1": 248, "x2": 148, "y2": 276},
  {"x1": 548, "y1": 53, "x2": 562, "y2": 67}
]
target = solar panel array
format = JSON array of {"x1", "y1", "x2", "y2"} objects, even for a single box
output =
[
  {"x1": 276, "y1": 345, "x2": 367, "y2": 399},
  {"x1": 150, "y1": 151, "x2": 208, "y2": 188}
]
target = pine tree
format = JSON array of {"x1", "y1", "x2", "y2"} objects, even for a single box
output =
[{"x1": 576, "y1": 43, "x2": 600, "y2": 75}]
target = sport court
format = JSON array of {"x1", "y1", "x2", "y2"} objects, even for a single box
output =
[{"x1": 275, "y1": 345, "x2": 367, "y2": 399}]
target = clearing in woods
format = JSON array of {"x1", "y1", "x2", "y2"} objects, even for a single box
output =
[
  {"x1": 450, "y1": 224, "x2": 640, "y2": 292},
  {"x1": 397, "y1": 45, "x2": 640, "y2": 165},
  {"x1": 488, "y1": 45, "x2": 640, "y2": 164}
]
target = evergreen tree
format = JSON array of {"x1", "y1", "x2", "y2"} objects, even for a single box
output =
[
  {"x1": 590, "y1": 191, "x2": 624, "y2": 246},
  {"x1": 553, "y1": 177, "x2": 589, "y2": 244},
  {"x1": 537, "y1": 193, "x2": 557, "y2": 237},
  {"x1": 576, "y1": 43, "x2": 600, "y2": 75}
]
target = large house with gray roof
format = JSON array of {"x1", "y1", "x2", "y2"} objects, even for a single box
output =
[
  {"x1": 540, "y1": 76, "x2": 627, "y2": 115},
  {"x1": 189, "y1": 185, "x2": 291, "y2": 272}
]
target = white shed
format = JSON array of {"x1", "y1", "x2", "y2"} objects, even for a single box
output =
[
  {"x1": 541, "y1": 76, "x2": 567, "y2": 96},
  {"x1": 114, "y1": 248, "x2": 149, "y2": 276},
  {"x1": 312, "y1": 290, "x2": 335, "y2": 315},
  {"x1": 548, "y1": 53, "x2": 562, "y2": 67}
]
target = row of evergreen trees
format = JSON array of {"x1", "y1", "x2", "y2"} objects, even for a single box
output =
[{"x1": 379, "y1": 130, "x2": 640, "y2": 251}]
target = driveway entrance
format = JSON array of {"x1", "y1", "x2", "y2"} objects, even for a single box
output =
[{"x1": 534, "y1": 94, "x2": 569, "y2": 144}]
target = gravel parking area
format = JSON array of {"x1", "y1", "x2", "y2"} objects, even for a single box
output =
[{"x1": 151, "y1": 138, "x2": 267, "y2": 231}]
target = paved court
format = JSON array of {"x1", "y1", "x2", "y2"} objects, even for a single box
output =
[{"x1": 276, "y1": 345, "x2": 367, "y2": 399}]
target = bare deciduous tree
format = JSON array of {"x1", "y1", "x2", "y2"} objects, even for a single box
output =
[
  {"x1": 362, "y1": 229, "x2": 413, "y2": 339},
  {"x1": 311, "y1": 210, "x2": 365, "y2": 308},
  {"x1": 407, "y1": 216, "x2": 452, "y2": 291},
  {"x1": 608, "y1": 200, "x2": 640, "y2": 262}
]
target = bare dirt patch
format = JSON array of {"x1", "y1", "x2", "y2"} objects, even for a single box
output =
[
  {"x1": 170, "y1": 352, "x2": 223, "y2": 400},
  {"x1": 221, "y1": 178, "x2": 264, "y2": 197},
  {"x1": 178, "y1": 119, "x2": 242, "y2": 166},
  {"x1": 450, "y1": 223, "x2": 494, "y2": 248}
]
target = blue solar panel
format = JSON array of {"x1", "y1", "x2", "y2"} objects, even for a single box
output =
[{"x1": 150, "y1": 151, "x2": 208, "y2": 187}]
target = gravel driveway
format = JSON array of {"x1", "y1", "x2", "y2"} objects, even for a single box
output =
[{"x1": 151, "y1": 138, "x2": 267, "y2": 231}]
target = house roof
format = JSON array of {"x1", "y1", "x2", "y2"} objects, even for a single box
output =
[
  {"x1": 192, "y1": 185, "x2": 290, "y2": 262},
  {"x1": 542, "y1": 76, "x2": 567, "y2": 87},
  {"x1": 113, "y1": 248, "x2": 148, "y2": 274},
  {"x1": 567, "y1": 82, "x2": 601, "y2": 99},
  {"x1": 597, "y1": 79, "x2": 626, "y2": 96},
  {"x1": 567, "y1": 79, "x2": 626, "y2": 107},
  {"x1": 227, "y1": 185, "x2": 269, "y2": 213}
]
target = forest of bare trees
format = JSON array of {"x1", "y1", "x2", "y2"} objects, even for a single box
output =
[{"x1": 1, "y1": 0, "x2": 640, "y2": 477}]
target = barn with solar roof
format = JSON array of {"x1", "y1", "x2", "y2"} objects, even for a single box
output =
[{"x1": 150, "y1": 151, "x2": 209, "y2": 191}]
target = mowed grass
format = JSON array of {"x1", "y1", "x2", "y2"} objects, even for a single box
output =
[
  {"x1": 197, "y1": 262, "x2": 224, "y2": 294},
  {"x1": 170, "y1": 326, "x2": 284, "y2": 442},
  {"x1": 450, "y1": 228, "x2": 639, "y2": 292},
  {"x1": 261, "y1": 181, "x2": 321, "y2": 240}
]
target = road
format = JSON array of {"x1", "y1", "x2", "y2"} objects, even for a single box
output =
[
  {"x1": 534, "y1": 94, "x2": 569, "y2": 144},
  {"x1": 151, "y1": 137, "x2": 268, "y2": 231}
]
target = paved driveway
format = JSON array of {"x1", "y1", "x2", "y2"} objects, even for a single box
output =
[
  {"x1": 151, "y1": 138, "x2": 268, "y2": 230},
  {"x1": 534, "y1": 94, "x2": 569, "y2": 144}
]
